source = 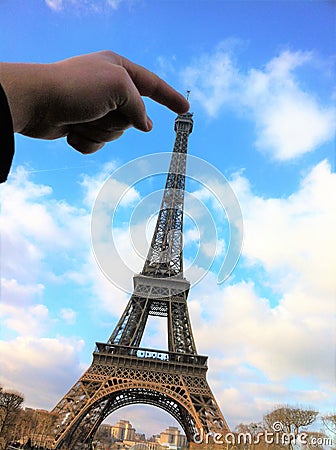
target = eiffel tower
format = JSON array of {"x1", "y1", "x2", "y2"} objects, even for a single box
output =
[{"x1": 50, "y1": 112, "x2": 230, "y2": 449}]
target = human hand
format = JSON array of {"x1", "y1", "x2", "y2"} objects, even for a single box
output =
[{"x1": 0, "y1": 51, "x2": 189, "y2": 154}]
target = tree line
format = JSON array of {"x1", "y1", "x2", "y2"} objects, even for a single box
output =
[
  {"x1": 232, "y1": 406, "x2": 335, "y2": 449},
  {"x1": 1, "y1": 384, "x2": 335, "y2": 449},
  {"x1": 0, "y1": 386, "x2": 55, "y2": 450}
]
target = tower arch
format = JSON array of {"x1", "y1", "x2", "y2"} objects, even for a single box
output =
[{"x1": 56, "y1": 386, "x2": 198, "y2": 449}]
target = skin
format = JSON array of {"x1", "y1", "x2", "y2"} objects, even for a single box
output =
[{"x1": 0, "y1": 50, "x2": 190, "y2": 154}]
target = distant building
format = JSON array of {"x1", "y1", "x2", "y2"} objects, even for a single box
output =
[
  {"x1": 158, "y1": 426, "x2": 187, "y2": 449},
  {"x1": 135, "y1": 432, "x2": 146, "y2": 442},
  {"x1": 148, "y1": 434, "x2": 160, "y2": 442},
  {"x1": 111, "y1": 420, "x2": 136, "y2": 441},
  {"x1": 96, "y1": 420, "x2": 185, "y2": 450}
]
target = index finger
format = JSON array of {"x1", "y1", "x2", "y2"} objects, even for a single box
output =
[{"x1": 118, "y1": 55, "x2": 190, "y2": 114}]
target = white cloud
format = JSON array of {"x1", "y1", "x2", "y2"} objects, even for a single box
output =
[
  {"x1": 187, "y1": 160, "x2": 336, "y2": 422},
  {"x1": 0, "y1": 336, "x2": 85, "y2": 409},
  {"x1": 82, "y1": 173, "x2": 140, "y2": 211},
  {"x1": 234, "y1": 159, "x2": 336, "y2": 297},
  {"x1": 45, "y1": 0, "x2": 63, "y2": 11},
  {"x1": 181, "y1": 47, "x2": 335, "y2": 160},
  {"x1": 0, "y1": 303, "x2": 51, "y2": 337},
  {"x1": 182, "y1": 49, "x2": 239, "y2": 117},
  {"x1": 0, "y1": 166, "x2": 91, "y2": 396},
  {"x1": 1, "y1": 167, "x2": 90, "y2": 285},
  {"x1": 45, "y1": 0, "x2": 124, "y2": 13},
  {"x1": 59, "y1": 308, "x2": 77, "y2": 325},
  {"x1": 155, "y1": 55, "x2": 177, "y2": 79},
  {"x1": 244, "y1": 51, "x2": 335, "y2": 160},
  {"x1": 80, "y1": 161, "x2": 117, "y2": 207},
  {"x1": 254, "y1": 94, "x2": 334, "y2": 159},
  {"x1": 81, "y1": 251, "x2": 131, "y2": 318},
  {"x1": 106, "y1": 0, "x2": 122, "y2": 10},
  {"x1": 1, "y1": 278, "x2": 44, "y2": 307},
  {"x1": 0, "y1": 165, "x2": 138, "y2": 325}
]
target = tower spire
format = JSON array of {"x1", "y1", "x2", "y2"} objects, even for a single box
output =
[
  {"x1": 142, "y1": 112, "x2": 193, "y2": 278},
  {"x1": 108, "y1": 112, "x2": 195, "y2": 351}
]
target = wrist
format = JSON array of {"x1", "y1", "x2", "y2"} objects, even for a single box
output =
[
  {"x1": 0, "y1": 81, "x2": 15, "y2": 182},
  {"x1": 0, "y1": 62, "x2": 53, "y2": 135}
]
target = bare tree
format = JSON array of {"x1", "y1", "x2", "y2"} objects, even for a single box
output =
[
  {"x1": 322, "y1": 414, "x2": 336, "y2": 435},
  {"x1": 234, "y1": 422, "x2": 267, "y2": 449},
  {"x1": 10, "y1": 408, "x2": 57, "y2": 449},
  {"x1": 263, "y1": 405, "x2": 318, "y2": 450},
  {"x1": 34, "y1": 409, "x2": 57, "y2": 448},
  {"x1": 0, "y1": 386, "x2": 24, "y2": 450},
  {"x1": 11, "y1": 409, "x2": 31, "y2": 446},
  {"x1": 321, "y1": 414, "x2": 336, "y2": 450}
]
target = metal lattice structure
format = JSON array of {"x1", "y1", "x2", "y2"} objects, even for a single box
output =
[{"x1": 50, "y1": 113, "x2": 229, "y2": 449}]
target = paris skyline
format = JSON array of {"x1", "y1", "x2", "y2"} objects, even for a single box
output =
[{"x1": 1, "y1": 0, "x2": 335, "y2": 437}]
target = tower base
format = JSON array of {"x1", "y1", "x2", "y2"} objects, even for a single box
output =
[{"x1": 51, "y1": 343, "x2": 229, "y2": 449}]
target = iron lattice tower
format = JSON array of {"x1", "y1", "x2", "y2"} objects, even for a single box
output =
[{"x1": 50, "y1": 113, "x2": 229, "y2": 450}]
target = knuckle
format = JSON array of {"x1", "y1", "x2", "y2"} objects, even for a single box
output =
[
  {"x1": 109, "y1": 65, "x2": 131, "y2": 91},
  {"x1": 97, "y1": 50, "x2": 117, "y2": 60}
]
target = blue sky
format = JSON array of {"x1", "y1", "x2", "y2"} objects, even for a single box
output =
[{"x1": 0, "y1": 0, "x2": 335, "y2": 438}]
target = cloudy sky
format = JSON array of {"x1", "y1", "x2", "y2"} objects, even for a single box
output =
[{"x1": 0, "y1": 0, "x2": 335, "y2": 438}]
